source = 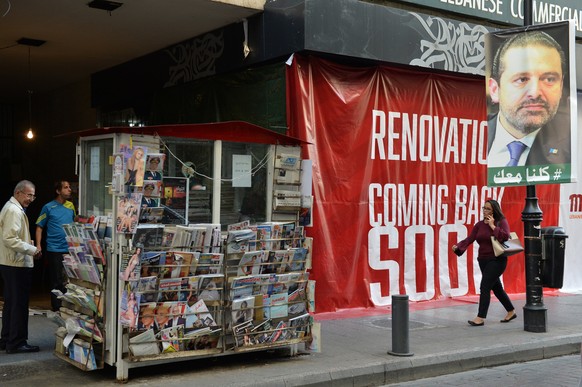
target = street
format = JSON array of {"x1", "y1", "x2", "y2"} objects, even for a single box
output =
[{"x1": 386, "y1": 354, "x2": 582, "y2": 387}]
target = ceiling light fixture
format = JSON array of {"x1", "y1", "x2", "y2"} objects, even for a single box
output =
[
  {"x1": 17, "y1": 38, "x2": 45, "y2": 140},
  {"x1": 26, "y1": 47, "x2": 34, "y2": 140},
  {"x1": 87, "y1": 0, "x2": 123, "y2": 12}
]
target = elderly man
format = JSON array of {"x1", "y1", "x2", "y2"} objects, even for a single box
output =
[
  {"x1": 487, "y1": 30, "x2": 570, "y2": 167},
  {"x1": 0, "y1": 180, "x2": 42, "y2": 354}
]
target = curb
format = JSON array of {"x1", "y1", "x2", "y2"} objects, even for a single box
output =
[{"x1": 244, "y1": 335, "x2": 582, "y2": 387}]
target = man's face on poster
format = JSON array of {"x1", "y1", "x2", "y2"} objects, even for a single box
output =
[{"x1": 489, "y1": 44, "x2": 563, "y2": 136}]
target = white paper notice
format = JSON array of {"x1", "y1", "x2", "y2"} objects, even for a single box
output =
[
  {"x1": 232, "y1": 155, "x2": 252, "y2": 187},
  {"x1": 90, "y1": 147, "x2": 100, "y2": 181}
]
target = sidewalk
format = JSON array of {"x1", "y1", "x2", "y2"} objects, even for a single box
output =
[{"x1": 0, "y1": 292, "x2": 580, "y2": 386}]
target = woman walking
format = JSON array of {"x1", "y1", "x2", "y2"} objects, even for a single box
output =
[{"x1": 453, "y1": 199, "x2": 517, "y2": 326}]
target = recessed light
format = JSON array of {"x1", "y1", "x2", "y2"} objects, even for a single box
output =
[
  {"x1": 87, "y1": 0, "x2": 123, "y2": 12},
  {"x1": 17, "y1": 38, "x2": 46, "y2": 47}
]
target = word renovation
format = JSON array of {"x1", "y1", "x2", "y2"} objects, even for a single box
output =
[{"x1": 370, "y1": 110, "x2": 488, "y2": 164}]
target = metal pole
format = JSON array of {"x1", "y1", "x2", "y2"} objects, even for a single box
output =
[
  {"x1": 522, "y1": 0, "x2": 547, "y2": 333},
  {"x1": 522, "y1": 187, "x2": 546, "y2": 332},
  {"x1": 387, "y1": 294, "x2": 413, "y2": 357}
]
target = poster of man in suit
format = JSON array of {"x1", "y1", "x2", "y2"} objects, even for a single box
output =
[{"x1": 485, "y1": 21, "x2": 577, "y2": 186}]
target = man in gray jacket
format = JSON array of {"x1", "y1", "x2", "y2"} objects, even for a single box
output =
[{"x1": 0, "y1": 180, "x2": 41, "y2": 354}]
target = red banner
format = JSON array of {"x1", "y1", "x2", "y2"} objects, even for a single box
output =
[{"x1": 286, "y1": 55, "x2": 560, "y2": 313}]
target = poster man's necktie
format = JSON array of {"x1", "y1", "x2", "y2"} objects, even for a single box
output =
[{"x1": 506, "y1": 141, "x2": 527, "y2": 167}]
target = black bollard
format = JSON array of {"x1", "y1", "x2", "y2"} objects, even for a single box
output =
[{"x1": 387, "y1": 294, "x2": 413, "y2": 357}]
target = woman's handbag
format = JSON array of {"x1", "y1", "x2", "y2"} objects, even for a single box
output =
[{"x1": 491, "y1": 232, "x2": 524, "y2": 257}]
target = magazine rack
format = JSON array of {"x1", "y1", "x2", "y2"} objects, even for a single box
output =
[
  {"x1": 123, "y1": 225, "x2": 226, "y2": 361},
  {"x1": 61, "y1": 126, "x2": 312, "y2": 381},
  {"x1": 271, "y1": 145, "x2": 303, "y2": 224},
  {"x1": 53, "y1": 222, "x2": 107, "y2": 371},
  {"x1": 224, "y1": 222, "x2": 312, "y2": 354}
]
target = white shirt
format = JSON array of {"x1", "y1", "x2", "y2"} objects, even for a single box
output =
[
  {"x1": 488, "y1": 116, "x2": 541, "y2": 167},
  {"x1": 0, "y1": 197, "x2": 37, "y2": 268}
]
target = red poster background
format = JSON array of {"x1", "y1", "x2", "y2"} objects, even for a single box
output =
[{"x1": 286, "y1": 55, "x2": 560, "y2": 313}]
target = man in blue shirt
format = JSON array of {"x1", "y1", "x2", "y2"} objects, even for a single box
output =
[{"x1": 35, "y1": 181, "x2": 76, "y2": 311}]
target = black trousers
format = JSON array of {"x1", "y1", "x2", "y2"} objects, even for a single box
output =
[
  {"x1": 0, "y1": 265, "x2": 33, "y2": 350},
  {"x1": 46, "y1": 251, "x2": 67, "y2": 311},
  {"x1": 477, "y1": 256, "x2": 515, "y2": 318}
]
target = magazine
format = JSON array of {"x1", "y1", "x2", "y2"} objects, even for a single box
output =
[
  {"x1": 287, "y1": 288, "x2": 307, "y2": 316},
  {"x1": 62, "y1": 251, "x2": 102, "y2": 285},
  {"x1": 129, "y1": 328, "x2": 160, "y2": 356},
  {"x1": 54, "y1": 283, "x2": 100, "y2": 315},
  {"x1": 132, "y1": 224, "x2": 164, "y2": 247},
  {"x1": 144, "y1": 153, "x2": 165, "y2": 181},
  {"x1": 154, "y1": 301, "x2": 185, "y2": 330},
  {"x1": 269, "y1": 292, "x2": 288, "y2": 319},
  {"x1": 251, "y1": 319, "x2": 273, "y2": 344},
  {"x1": 303, "y1": 237, "x2": 313, "y2": 269},
  {"x1": 183, "y1": 327, "x2": 221, "y2": 351},
  {"x1": 136, "y1": 276, "x2": 158, "y2": 303},
  {"x1": 116, "y1": 193, "x2": 142, "y2": 234},
  {"x1": 292, "y1": 225, "x2": 304, "y2": 248},
  {"x1": 226, "y1": 229, "x2": 255, "y2": 254},
  {"x1": 120, "y1": 246, "x2": 142, "y2": 282},
  {"x1": 269, "y1": 320, "x2": 290, "y2": 343},
  {"x1": 255, "y1": 224, "x2": 272, "y2": 251},
  {"x1": 231, "y1": 295, "x2": 255, "y2": 326},
  {"x1": 140, "y1": 251, "x2": 166, "y2": 278},
  {"x1": 260, "y1": 294, "x2": 271, "y2": 320},
  {"x1": 164, "y1": 251, "x2": 195, "y2": 279},
  {"x1": 288, "y1": 247, "x2": 307, "y2": 272},
  {"x1": 260, "y1": 251, "x2": 278, "y2": 275},
  {"x1": 198, "y1": 274, "x2": 224, "y2": 304},
  {"x1": 276, "y1": 272, "x2": 302, "y2": 294},
  {"x1": 161, "y1": 227, "x2": 176, "y2": 247},
  {"x1": 184, "y1": 299, "x2": 217, "y2": 329},
  {"x1": 237, "y1": 250, "x2": 265, "y2": 276},
  {"x1": 178, "y1": 276, "x2": 199, "y2": 303},
  {"x1": 233, "y1": 320, "x2": 254, "y2": 347},
  {"x1": 161, "y1": 177, "x2": 188, "y2": 225},
  {"x1": 275, "y1": 168, "x2": 300, "y2": 186},
  {"x1": 189, "y1": 226, "x2": 208, "y2": 252},
  {"x1": 156, "y1": 324, "x2": 184, "y2": 353},
  {"x1": 195, "y1": 253, "x2": 223, "y2": 275},
  {"x1": 121, "y1": 143, "x2": 148, "y2": 187},
  {"x1": 119, "y1": 289, "x2": 140, "y2": 329},
  {"x1": 229, "y1": 275, "x2": 262, "y2": 299},
  {"x1": 265, "y1": 250, "x2": 292, "y2": 274},
  {"x1": 227, "y1": 220, "x2": 250, "y2": 231},
  {"x1": 171, "y1": 225, "x2": 193, "y2": 248},
  {"x1": 288, "y1": 313, "x2": 311, "y2": 338},
  {"x1": 189, "y1": 223, "x2": 221, "y2": 253},
  {"x1": 137, "y1": 302, "x2": 157, "y2": 330},
  {"x1": 157, "y1": 278, "x2": 182, "y2": 302}
]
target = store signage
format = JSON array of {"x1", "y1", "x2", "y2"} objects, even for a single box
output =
[
  {"x1": 288, "y1": 54, "x2": 561, "y2": 311},
  {"x1": 393, "y1": 0, "x2": 582, "y2": 37}
]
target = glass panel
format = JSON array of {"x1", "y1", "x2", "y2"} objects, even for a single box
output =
[
  {"x1": 221, "y1": 142, "x2": 269, "y2": 228},
  {"x1": 163, "y1": 138, "x2": 213, "y2": 224},
  {"x1": 82, "y1": 138, "x2": 113, "y2": 217}
]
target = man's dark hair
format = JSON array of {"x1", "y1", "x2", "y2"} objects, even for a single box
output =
[
  {"x1": 491, "y1": 30, "x2": 566, "y2": 82},
  {"x1": 55, "y1": 180, "x2": 69, "y2": 192}
]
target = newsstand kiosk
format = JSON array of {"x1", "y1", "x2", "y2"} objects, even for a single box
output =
[{"x1": 55, "y1": 122, "x2": 314, "y2": 381}]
